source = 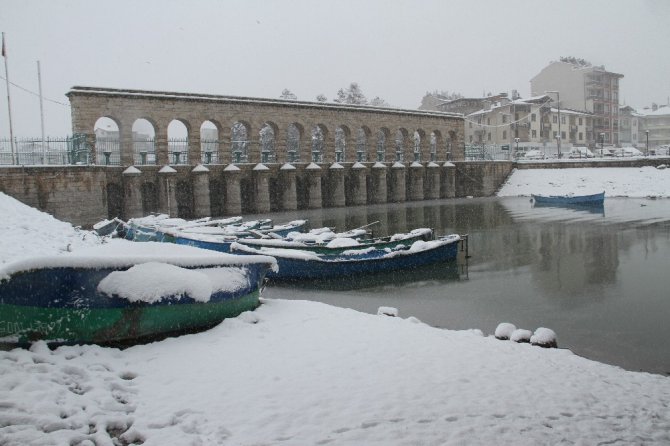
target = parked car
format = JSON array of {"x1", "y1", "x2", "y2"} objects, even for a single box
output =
[
  {"x1": 523, "y1": 149, "x2": 545, "y2": 160},
  {"x1": 568, "y1": 147, "x2": 595, "y2": 158},
  {"x1": 594, "y1": 148, "x2": 614, "y2": 157},
  {"x1": 613, "y1": 147, "x2": 643, "y2": 157}
]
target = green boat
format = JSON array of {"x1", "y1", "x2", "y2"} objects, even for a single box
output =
[{"x1": 0, "y1": 242, "x2": 276, "y2": 347}]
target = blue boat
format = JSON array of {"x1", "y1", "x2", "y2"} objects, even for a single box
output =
[
  {"x1": 0, "y1": 242, "x2": 276, "y2": 347},
  {"x1": 229, "y1": 235, "x2": 462, "y2": 281},
  {"x1": 235, "y1": 228, "x2": 434, "y2": 255},
  {"x1": 531, "y1": 191, "x2": 605, "y2": 206}
]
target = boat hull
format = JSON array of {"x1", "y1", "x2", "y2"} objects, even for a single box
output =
[
  {"x1": 231, "y1": 236, "x2": 461, "y2": 281},
  {"x1": 531, "y1": 191, "x2": 605, "y2": 206},
  {"x1": 0, "y1": 262, "x2": 270, "y2": 346}
]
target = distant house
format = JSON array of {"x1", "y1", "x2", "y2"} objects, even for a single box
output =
[{"x1": 636, "y1": 103, "x2": 670, "y2": 151}]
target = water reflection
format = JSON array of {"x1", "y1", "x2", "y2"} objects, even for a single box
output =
[{"x1": 271, "y1": 260, "x2": 466, "y2": 292}]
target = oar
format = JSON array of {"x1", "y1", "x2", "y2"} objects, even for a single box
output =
[{"x1": 353, "y1": 220, "x2": 380, "y2": 231}]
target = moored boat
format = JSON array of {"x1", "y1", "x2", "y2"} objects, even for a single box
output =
[
  {"x1": 229, "y1": 234, "x2": 461, "y2": 281},
  {"x1": 172, "y1": 219, "x2": 309, "y2": 253},
  {"x1": 531, "y1": 191, "x2": 605, "y2": 206},
  {"x1": 0, "y1": 241, "x2": 276, "y2": 347},
  {"x1": 236, "y1": 228, "x2": 434, "y2": 255}
]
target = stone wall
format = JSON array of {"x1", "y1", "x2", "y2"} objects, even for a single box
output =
[{"x1": 0, "y1": 161, "x2": 513, "y2": 227}]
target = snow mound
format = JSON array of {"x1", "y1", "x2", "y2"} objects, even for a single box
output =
[
  {"x1": 510, "y1": 329, "x2": 532, "y2": 343},
  {"x1": 377, "y1": 306, "x2": 398, "y2": 317},
  {"x1": 0, "y1": 192, "x2": 101, "y2": 265},
  {"x1": 494, "y1": 322, "x2": 516, "y2": 340},
  {"x1": 98, "y1": 262, "x2": 213, "y2": 302},
  {"x1": 531, "y1": 327, "x2": 558, "y2": 348}
]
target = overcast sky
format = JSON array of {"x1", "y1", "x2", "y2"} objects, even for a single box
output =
[{"x1": 1, "y1": 0, "x2": 669, "y2": 136}]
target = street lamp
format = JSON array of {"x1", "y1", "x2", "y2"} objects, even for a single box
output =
[
  {"x1": 645, "y1": 130, "x2": 649, "y2": 156},
  {"x1": 545, "y1": 91, "x2": 561, "y2": 157},
  {"x1": 514, "y1": 137, "x2": 520, "y2": 158}
]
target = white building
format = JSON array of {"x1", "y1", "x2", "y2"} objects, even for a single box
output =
[{"x1": 465, "y1": 95, "x2": 592, "y2": 157}]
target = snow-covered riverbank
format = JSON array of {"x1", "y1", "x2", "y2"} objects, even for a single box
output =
[
  {"x1": 1, "y1": 166, "x2": 670, "y2": 445},
  {"x1": 498, "y1": 165, "x2": 670, "y2": 198}
]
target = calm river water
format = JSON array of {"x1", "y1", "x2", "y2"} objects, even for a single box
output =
[{"x1": 258, "y1": 197, "x2": 670, "y2": 375}]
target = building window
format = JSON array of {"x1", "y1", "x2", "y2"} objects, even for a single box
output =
[
  {"x1": 469, "y1": 135, "x2": 473, "y2": 142},
  {"x1": 579, "y1": 117, "x2": 583, "y2": 125},
  {"x1": 502, "y1": 130, "x2": 507, "y2": 139},
  {"x1": 553, "y1": 131, "x2": 558, "y2": 138},
  {"x1": 487, "y1": 133, "x2": 491, "y2": 141},
  {"x1": 487, "y1": 118, "x2": 490, "y2": 125},
  {"x1": 561, "y1": 116, "x2": 566, "y2": 125},
  {"x1": 561, "y1": 131, "x2": 566, "y2": 140},
  {"x1": 579, "y1": 132, "x2": 583, "y2": 141},
  {"x1": 532, "y1": 129, "x2": 537, "y2": 138},
  {"x1": 469, "y1": 122, "x2": 472, "y2": 128},
  {"x1": 553, "y1": 116, "x2": 557, "y2": 124},
  {"x1": 531, "y1": 113, "x2": 536, "y2": 122},
  {"x1": 502, "y1": 115, "x2": 507, "y2": 124}
]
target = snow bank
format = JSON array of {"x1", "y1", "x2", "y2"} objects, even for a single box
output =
[
  {"x1": 3, "y1": 299, "x2": 669, "y2": 445},
  {"x1": 0, "y1": 192, "x2": 101, "y2": 265},
  {"x1": 497, "y1": 166, "x2": 670, "y2": 198}
]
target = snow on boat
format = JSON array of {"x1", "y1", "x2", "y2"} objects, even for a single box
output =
[
  {"x1": 236, "y1": 228, "x2": 434, "y2": 255},
  {"x1": 0, "y1": 241, "x2": 276, "y2": 347},
  {"x1": 229, "y1": 234, "x2": 461, "y2": 281},
  {"x1": 122, "y1": 215, "x2": 245, "y2": 242},
  {"x1": 172, "y1": 220, "x2": 310, "y2": 253},
  {"x1": 531, "y1": 191, "x2": 605, "y2": 206}
]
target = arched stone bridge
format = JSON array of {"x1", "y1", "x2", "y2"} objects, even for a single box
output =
[{"x1": 65, "y1": 86, "x2": 500, "y2": 220}]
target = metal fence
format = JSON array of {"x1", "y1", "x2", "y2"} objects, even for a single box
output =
[{"x1": 0, "y1": 135, "x2": 90, "y2": 165}]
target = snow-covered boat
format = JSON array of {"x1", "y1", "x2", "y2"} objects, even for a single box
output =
[
  {"x1": 172, "y1": 219, "x2": 310, "y2": 252},
  {"x1": 235, "y1": 228, "x2": 434, "y2": 255},
  {"x1": 0, "y1": 242, "x2": 276, "y2": 346},
  {"x1": 229, "y1": 235, "x2": 461, "y2": 281},
  {"x1": 531, "y1": 191, "x2": 605, "y2": 206}
]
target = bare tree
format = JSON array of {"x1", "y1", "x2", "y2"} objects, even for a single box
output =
[
  {"x1": 316, "y1": 94, "x2": 327, "y2": 102},
  {"x1": 280, "y1": 89, "x2": 297, "y2": 100}
]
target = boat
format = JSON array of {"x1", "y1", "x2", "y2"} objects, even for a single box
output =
[
  {"x1": 0, "y1": 241, "x2": 276, "y2": 347},
  {"x1": 229, "y1": 234, "x2": 462, "y2": 281},
  {"x1": 172, "y1": 220, "x2": 310, "y2": 253},
  {"x1": 531, "y1": 191, "x2": 605, "y2": 206},
  {"x1": 123, "y1": 215, "x2": 249, "y2": 242},
  {"x1": 235, "y1": 228, "x2": 434, "y2": 255},
  {"x1": 92, "y1": 218, "x2": 125, "y2": 237}
]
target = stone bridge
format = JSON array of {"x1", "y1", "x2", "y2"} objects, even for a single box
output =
[{"x1": 60, "y1": 86, "x2": 489, "y2": 221}]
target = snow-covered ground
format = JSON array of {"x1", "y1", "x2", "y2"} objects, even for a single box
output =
[
  {"x1": 498, "y1": 165, "x2": 670, "y2": 198},
  {"x1": 1, "y1": 166, "x2": 670, "y2": 445}
]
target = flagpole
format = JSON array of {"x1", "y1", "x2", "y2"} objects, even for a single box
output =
[
  {"x1": 37, "y1": 60, "x2": 46, "y2": 149},
  {"x1": 2, "y1": 32, "x2": 16, "y2": 165}
]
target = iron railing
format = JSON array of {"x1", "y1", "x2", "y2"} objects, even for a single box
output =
[{"x1": 0, "y1": 135, "x2": 90, "y2": 165}]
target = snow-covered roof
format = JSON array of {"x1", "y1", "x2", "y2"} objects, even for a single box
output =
[
  {"x1": 158, "y1": 165, "x2": 177, "y2": 174},
  {"x1": 280, "y1": 163, "x2": 296, "y2": 170},
  {"x1": 392, "y1": 162, "x2": 405, "y2": 168},
  {"x1": 224, "y1": 164, "x2": 240, "y2": 171},
  {"x1": 306, "y1": 162, "x2": 321, "y2": 170},
  {"x1": 352, "y1": 162, "x2": 366, "y2": 169},
  {"x1": 329, "y1": 162, "x2": 344, "y2": 169},
  {"x1": 253, "y1": 163, "x2": 270, "y2": 171}
]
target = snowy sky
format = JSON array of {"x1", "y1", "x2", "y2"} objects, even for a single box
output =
[{"x1": 1, "y1": 0, "x2": 670, "y2": 137}]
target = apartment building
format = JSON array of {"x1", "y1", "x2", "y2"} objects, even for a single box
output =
[
  {"x1": 619, "y1": 105, "x2": 642, "y2": 149},
  {"x1": 530, "y1": 59, "x2": 623, "y2": 147},
  {"x1": 464, "y1": 95, "x2": 592, "y2": 155}
]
